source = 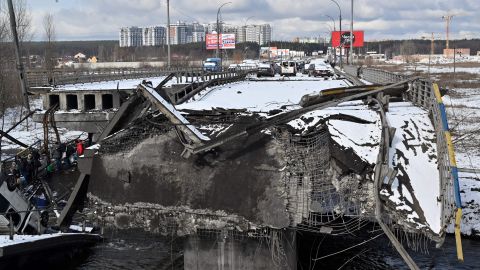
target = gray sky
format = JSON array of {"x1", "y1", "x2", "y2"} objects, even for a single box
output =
[{"x1": 25, "y1": 0, "x2": 480, "y2": 41}]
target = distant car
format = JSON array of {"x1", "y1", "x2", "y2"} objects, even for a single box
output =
[
  {"x1": 308, "y1": 60, "x2": 334, "y2": 77},
  {"x1": 203, "y1": 58, "x2": 222, "y2": 72},
  {"x1": 257, "y1": 63, "x2": 275, "y2": 77},
  {"x1": 280, "y1": 61, "x2": 297, "y2": 76}
]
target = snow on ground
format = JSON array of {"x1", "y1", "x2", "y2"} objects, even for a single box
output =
[
  {"x1": 447, "y1": 172, "x2": 480, "y2": 236},
  {"x1": 407, "y1": 65, "x2": 480, "y2": 74},
  {"x1": 1, "y1": 98, "x2": 87, "y2": 160},
  {"x1": 246, "y1": 73, "x2": 343, "y2": 82},
  {"x1": 52, "y1": 75, "x2": 206, "y2": 92},
  {"x1": 442, "y1": 87, "x2": 480, "y2": 236},
  {"x1": 382, "y1": 102, "x2": 441, "y2": 234},
  {"x1": 177, "y1": 78, "x2": 350, "y2": 112},
  {"x1": 386, "y1": 55, "x2": 480, "y2": 65}
]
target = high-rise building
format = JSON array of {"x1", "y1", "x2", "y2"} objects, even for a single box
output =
[
  {"x1": 119, "y1": 22, "x2": 271, "y2": 47},
  {"x1": 244, "y1": 24, "x2": 272, "y2": 45},
  {"x1": 119, "y1": 26, "x2": 143, "y2": 47},
  {"x1": 169, "y1": 21, "x2": 187, "y2": 45},
  {"x1": 142, "y1": 26, "x2": 166, "y2": 46},
  {"x1": 191, "y1": 22, "x2": 206, "y2": 43},
  {"x1": 259, "y1": 24, "x2": 272, "y2": 45}
]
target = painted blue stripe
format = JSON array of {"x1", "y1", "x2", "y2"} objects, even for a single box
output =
[
  {"x1": 439, "y1": 103, "x2": 450, "y2": 130},
  {"x1": 452, "y1": 167, "x2": 462, "y2": 208}
]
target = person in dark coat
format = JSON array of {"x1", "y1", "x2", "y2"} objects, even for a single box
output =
[
  {"x1": 65, "y1": 143, "x2": 75, "y2": 167},
  {"x1": 53, "y1": 143, "x2": 63, "y2": 171},
  {"x1": 20, "y1": 156, "x2": 31, "y2": 184}
]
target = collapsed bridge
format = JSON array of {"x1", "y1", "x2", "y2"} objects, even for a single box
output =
[{"x1": 48, "y1": 67, "x2": 463, "y2": 269}]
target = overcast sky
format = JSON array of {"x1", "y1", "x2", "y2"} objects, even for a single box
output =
[{"x1": 23, "y1": 0, "x2": 480, "y2": 41}]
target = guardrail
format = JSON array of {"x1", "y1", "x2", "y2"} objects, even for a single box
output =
[
  {"x1": 168, "y1": 69, "x2": 255, "y2": 105},
  {"x1": 344, "y1": 65, "x2": 460, "y2": 252},
  {"x1": 26, "y1": 67, "x2": 202, "y2": 87}
]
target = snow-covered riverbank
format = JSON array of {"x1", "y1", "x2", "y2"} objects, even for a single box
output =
[{"x1": 444, "y1": 88, "x2": 480, "y2": 237}]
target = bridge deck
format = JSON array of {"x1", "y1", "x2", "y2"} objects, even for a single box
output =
[{"x1": 382, "y1": 102, "x2": 442, "y2": 234}]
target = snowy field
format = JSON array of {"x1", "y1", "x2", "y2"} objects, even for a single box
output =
[{"x1": 443, "y1": 88, "x2": 480, "y2": 236}]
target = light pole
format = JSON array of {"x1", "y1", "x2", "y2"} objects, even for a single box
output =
[
  {"x1": 350, "y1": 0, "x2": 354, "y2": 65},
  {"x1": 330, "y1": 0, "x2": 342, "y2": 68},
  {"x1": 323, "y1": 14, "x2": 336, "y2": 31},
  {"x1": 166, "y1": 0, "x2": 171, "y2": 68},
  {"x1": 216, "y1": 1, "x2": 232, "y2": 69}
]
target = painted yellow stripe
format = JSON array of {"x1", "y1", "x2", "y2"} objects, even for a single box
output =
[
  {"x1": 455, "y1": 208, "x2": 464, "y2": 262},
  {"x1": 433, "y1": 83, "x2": 443, "y2": 104},
  {"x1": 445, "y1": 132, "x2": 457, "y2": 167}
]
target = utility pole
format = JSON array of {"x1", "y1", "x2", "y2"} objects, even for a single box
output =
[
  {"x1": 350, "y1": 0, "x2": 354, "y2": 65},
  {"x1": 166, "y1": 0, "x2": 171, "y2": 68},
  {"x1": 7, "y1": 0, "x2": 30, "y2": 112},
  {"x1": 442, "y1": 14, "x2": 455, "y2": 50}
]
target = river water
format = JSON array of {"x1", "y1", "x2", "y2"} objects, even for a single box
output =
[{"x1": 61, "y1": 229, "x2": 478, "y2": 270}]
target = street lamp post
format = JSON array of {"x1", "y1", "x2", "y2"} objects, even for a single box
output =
[
  {"x1": 350, "y1": 0, "x2": 354, "y2": 65},
  {"x1": 323, "y1": 14, "x2": 336, "y2": 31},
  {"x1": 216, "y1": 2, "x2": 232, "y2": 70},
  {"x1": 330, "y1": 0, "x2": 342, "y2": 69},
  {"x1": 166, "y1": 0, "x2": 171, "y2": 68}
]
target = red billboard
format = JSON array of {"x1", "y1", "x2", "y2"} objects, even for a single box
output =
[
  {"x1": 331, "y1": 31, "x2": 364, "y2": 48},
  {"x1": 206, "y1": 33, "x2": 236, "y2": 50}
]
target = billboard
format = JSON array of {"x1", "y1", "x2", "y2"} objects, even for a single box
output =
[
  {"x1": 206, "y1": 33, "x2": 236, "y2": 50},
  {"x1": 260, "y1": 47, "x2": 277, "y2": 58},
  {"x1": 331, "y1": 31, "x2": 364, "y2": 48}
]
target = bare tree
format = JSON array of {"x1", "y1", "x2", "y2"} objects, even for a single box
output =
[
  {"x1": 400, "y1": 40, "x2": 416, "y2": 63},
  {"x1": 0, "y1": 0, "x2": 32, "y2": 107},
  {"x1": 43, "y1": 13, "x2": 56, "y2": 83}
]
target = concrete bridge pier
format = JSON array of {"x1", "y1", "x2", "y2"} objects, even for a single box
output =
[{"x1": 184, "y1": 229, "x2": 297, "y2": 270}]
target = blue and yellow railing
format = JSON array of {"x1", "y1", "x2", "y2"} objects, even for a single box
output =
[{"x1": 433, "y1": 83, "x2": 464, "y2": 262}]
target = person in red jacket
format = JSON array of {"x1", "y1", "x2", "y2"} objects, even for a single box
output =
[{"x1": 76, "y1": 140, "x2": 84, "y2": 157}]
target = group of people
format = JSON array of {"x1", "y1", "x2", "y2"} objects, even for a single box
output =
[
  {"x1": 50, "y1": 139, "x2": 85, "y2": 173},
  {"x1": 2, "y1": 139, "x2": 86, "y2": 189},
  {"x1": 8, "y1": 149, "x2": 42, "y2": 186}
]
